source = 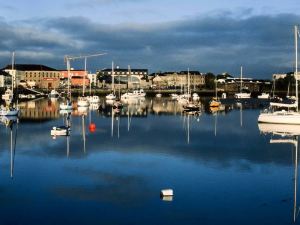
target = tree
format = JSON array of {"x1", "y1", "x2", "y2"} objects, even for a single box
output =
[{"x1": 205, "y1": 72, "x2": 216, "y2": 89}]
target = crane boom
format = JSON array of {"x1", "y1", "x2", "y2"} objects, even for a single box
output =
[{"x1": 64, "y1": 53, "x2": 107, "y2": 61}]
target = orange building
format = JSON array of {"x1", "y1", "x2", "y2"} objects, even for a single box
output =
[{"x1": 60, "y1": 70, "x2": 90, "y2": 87}]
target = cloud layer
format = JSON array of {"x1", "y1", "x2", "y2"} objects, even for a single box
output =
[{"x1": 0, "y1": 12, "x2": 299, "y2": 78}]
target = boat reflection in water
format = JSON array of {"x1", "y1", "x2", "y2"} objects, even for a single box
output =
[
  {"x1": 0, "y1": 116, "x2": 18, "y2": 178},
  {"x1": 51, "y1": 112, "x2": 71, "y2": 157},
  {"x1": 259, "y1": 123, "x2": 300, "y2": 223}
]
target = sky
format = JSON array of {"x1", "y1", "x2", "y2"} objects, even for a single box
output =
[{"x1": 0, "y1": 0, "x2": 300, "y2": 78}]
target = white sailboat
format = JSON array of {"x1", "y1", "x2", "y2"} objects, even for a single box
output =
[
  {"x1": 183, "y1": 69, "x2": 200, "y2": 112},
  {"x1": 106, "y1": 62, "x2": 117, "y2": 100},
  {"x1": 60, "y1": 57, "x2": 73, "y2": 110},
  {"x1": 0, "y1": 52, "x2": 19, "y2": 117},
  {"x1": 258, "y1": 25, "x2": 300, "y2": 124},
  {"x1": 209, "y1": 79, "x2": 221, "y2": 108},
  {"x1": 77, "y1": 57, "x2": 90, "y2": 107},
  {"x1": 234, "y1": 66, "x2": 251, "y2": 99}
]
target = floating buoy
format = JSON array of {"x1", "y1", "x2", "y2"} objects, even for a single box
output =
[
  {"x1": 160, "y1": 189, "x2": 173, "y2": 197},
  {"x1": 89, "y1": 123, "x2": 96, "y2": 133}
]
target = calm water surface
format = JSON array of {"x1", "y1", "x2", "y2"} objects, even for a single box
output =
[{"x1": 0, "y1": 97, "x2": 298, "y2": 225}]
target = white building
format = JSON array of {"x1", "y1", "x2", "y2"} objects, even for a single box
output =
[
  {"x1": 88, "y1": 73, "x2": 97, "y2": 86},
  {"x1": 273, "y1": 73, "x2": 287, "y2": 80}
]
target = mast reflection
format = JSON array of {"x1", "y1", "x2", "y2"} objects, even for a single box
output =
[{"x1": 259, "y1": 123, "x2": 300, "y2": 223}]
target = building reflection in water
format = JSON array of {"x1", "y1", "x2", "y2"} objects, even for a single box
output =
[
  {"x1": 259, "y1": 123, "x2": 300, "y2": 223},
  {"x1": 19, "y1": 99, "x2": 60, "y2": 121}
]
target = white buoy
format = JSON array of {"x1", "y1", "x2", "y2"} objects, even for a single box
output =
[{"x1": 160, "y1": 189, "x2": 173, "y2": 197}]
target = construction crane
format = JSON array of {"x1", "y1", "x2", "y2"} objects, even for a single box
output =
[{"x1": 64, "y1": 52, "x2": 107, "y2": 96}]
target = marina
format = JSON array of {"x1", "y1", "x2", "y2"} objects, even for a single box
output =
[{"x1": 0, "y1": 0, "x2": 300, "y2": 224}]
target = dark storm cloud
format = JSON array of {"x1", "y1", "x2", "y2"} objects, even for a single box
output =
[{"x1": 0, "y1": 13, "x2": 299, "y2": 76}]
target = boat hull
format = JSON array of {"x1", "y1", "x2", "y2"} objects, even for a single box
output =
[
  {"x1": 0, "y1": 109, "x2": 19, "y2": 116},
  {"x1": 258, "y1": 111, "x2": 300, "y2": 124}
]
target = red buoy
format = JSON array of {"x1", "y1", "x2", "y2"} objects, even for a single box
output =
[{"x1": 89, "y1": 123, "x2": 96, "y2": 133}]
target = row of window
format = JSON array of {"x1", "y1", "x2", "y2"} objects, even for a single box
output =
[
  {"x1": 25, "y1": 72, "x2": 60, "y2": 78},
  {"x1": 107, "y1": 72, "x2": 147, "y2": 75}
]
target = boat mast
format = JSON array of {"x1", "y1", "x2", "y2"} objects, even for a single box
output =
[
  {"x1": 295, "y1": 25, "x2": 299, "y2": 112},
  {"x1": 67, "y1": 58, "x2": 71, "y2": 100},
  {"x1": 112, "y1": 61, "x2": 115, "y2": 95},
  {"x1": 83, "y1": 57, "x2": 87, "y2": 96},
  {"x1": 240, "y1": 66, "x2": 243, "y2": 93},
  {"x1": 127, "y1": 65, "x2": 130, "y2": 90},
  {"x1": 188, "y1": 68, "x2": 190, "y2": 97},
  {"x1": 12, "y1": 52, "x2": 15, "y2": 90}
]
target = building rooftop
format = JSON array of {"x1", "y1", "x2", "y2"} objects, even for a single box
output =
[
  {"x1": 0, "y1": 70, "x2": 11, "y2": 76},
  {"x1": 2, "y1": 64, "x2": 57, "y2": 71},
  {"x1": 100, "y1": 68, "x2": 148, "y2": 72}
]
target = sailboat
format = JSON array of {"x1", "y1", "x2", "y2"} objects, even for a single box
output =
[
  {"x1": 87, "y1": 74, "x2": 100, "y2": 103},
  {"x1": 77, "y1": 57, "x2": 90, "y2": 107},
  {"x1": 113, "y1": 70, "x2": 123, "y2": 110},
  {"x1": 106, "y1": 62, "x2": 117, "y2": 100},
  {"x1": 60, "y1": 57, "x2": 73, "y2": 110},
  {"x1": 183, "y1": 69, "x2": 200, "y2": 112},
  {"x1": 209, "y1": 79, "x2": 221, "y2": 108},
  {"x1": 0, "y1": 52, "x2": 19, "y2": 116},
  {"x1": 234, "y1": 66, "x2": 251, "y2": 99},
  {"x1": 258, "y1": 25, "x2": 300, "y2": 124}
]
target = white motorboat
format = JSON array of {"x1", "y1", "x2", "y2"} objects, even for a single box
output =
[
  {"x1": 51, "y1": 126, "x2": 70, "y2": 136},
  {"x1": 88, "y1": 95, "x2": 100, "y2": 103},
  {"x1": 257, "y1": 92, "x2": 270, "y2": 99},
  {"x1": 156, "y1": 93, "x2": 162, "y2": 98},
  {"x1": 106, "y1": 93, "x2": 117, "y2": 100},
  {"x1": 234, "y1": 92, "x2": 251, "y2": 99},
  {"x1": 121, "y1": 89, "x2": 146, "y2": 99},
  {"x1": 77, "y1": 96, "x2": 89, "y2": 107}
]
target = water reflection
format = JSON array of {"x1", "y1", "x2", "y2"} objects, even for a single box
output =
[
  {"x1": 1, "y1": 96, "x2": 291, "y2": 225},
  {"x1": 259, "y1": 123, "x2": 300, "y2": 223},
  {"x1": 0, "y1": 116, "x2": 18, "y2": 178}
]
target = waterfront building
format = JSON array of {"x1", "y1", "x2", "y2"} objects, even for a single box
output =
[
  {"x1": 60, "y1": 70, "x2": 89, "y2": 88},
  {"x1": 98, "y1": 68, "x2": 149, "y2": 89},
  {"x1": 151, "y1": 71, "x2": 205, "y2": 89},
  {"x1": 87, "y1": 73, "x2": 97, "y2": 87},
  {"x1": 2, "y1": 64, "x2": 60, "y2": 89},
  {"x1": 0, "y1": 70, "x2": 12, "y2": 87}
]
